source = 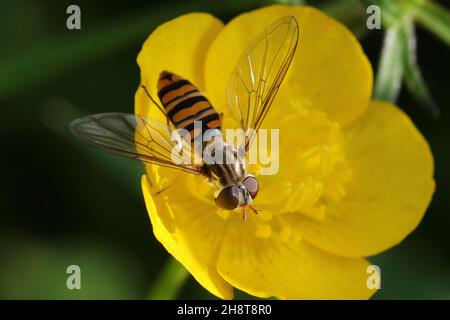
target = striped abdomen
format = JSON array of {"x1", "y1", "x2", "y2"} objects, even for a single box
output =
[{"x1": 157, "y1": 71, "x2": 221, "y2": 146}]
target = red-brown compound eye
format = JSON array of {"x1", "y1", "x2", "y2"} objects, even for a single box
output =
[
  {"x1": 242, "y1": 176, "x2": 258, "y2": 199},
  {"x1": 215, "y1": 185, "x2": 240, "y2": 210}
]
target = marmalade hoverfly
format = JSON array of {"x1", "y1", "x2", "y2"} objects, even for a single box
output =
[{"x1": 70, "y1": 16, "x2": 299, "y2": 220}]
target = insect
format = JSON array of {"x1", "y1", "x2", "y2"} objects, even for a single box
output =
[{"x1": 69, "y1": 16, "x2": 299, "y2": 220}]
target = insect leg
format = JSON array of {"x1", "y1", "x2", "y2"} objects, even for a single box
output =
[
  {"x1": 146, "y1": 175, "x2": 169, "y2": 196},
  {"x1": 249, "y1": 205, "x2": 258, "y2": 215},
  {"x1": 151, "y1": 171, "x2": 184, "y2": 197},
  {"x1": 141, "y1": 85, "x2": 171, "y2": 127}
]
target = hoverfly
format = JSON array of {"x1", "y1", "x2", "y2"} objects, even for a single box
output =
[{"x1": 70, "y1": 16, "x2": 299, "y2": 220}]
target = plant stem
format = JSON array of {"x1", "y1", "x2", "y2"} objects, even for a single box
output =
[{"x1": 147, "y1": 258, "x2": 189, "y2": 300}]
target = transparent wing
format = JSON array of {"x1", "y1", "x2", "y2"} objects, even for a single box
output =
[
  {"x1": 227, "y1": 16, "x2": 299, "y2": 151},
  {"x1": 69, "y1": 113, "x2": 203, "y2": 174}
]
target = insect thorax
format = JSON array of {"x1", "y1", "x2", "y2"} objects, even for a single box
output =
[{"x1": 202, "y1": 141, "x2": 247, "y2": 188}]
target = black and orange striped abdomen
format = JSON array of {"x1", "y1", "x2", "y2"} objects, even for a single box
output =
[{"x1": 157, "y1": 71, "x2": 221, "y2": 145}]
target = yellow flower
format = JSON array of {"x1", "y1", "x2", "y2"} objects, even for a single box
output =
[{"x1": 135, "y1": 5, "x2": 434, "y2": 299}]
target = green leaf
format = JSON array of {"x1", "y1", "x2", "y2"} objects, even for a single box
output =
[
  {"x1": 401, "y1": 18, "x2": 440, "y2": 117},
  {"x1": 374, "y1": 26, "x2": 405, "y2": 101},
  {"x1": 411, "y1": 0, "x2": 450, "y2": 46},
  {"x1": 147, "y1": 258, "x2": 189, "y2": 300}
]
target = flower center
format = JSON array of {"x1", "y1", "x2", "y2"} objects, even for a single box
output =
[
  {"x1": 171, "y1": 97, "x2": 352, "y2": 243},
  {"x1": 234, "y1": 98, "x2": 352, "y2": 241}
]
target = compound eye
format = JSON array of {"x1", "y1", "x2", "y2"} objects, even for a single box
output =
[
  {"x1": 215, "y1": 185, "x2": 240, "y2": 210},
  {"x1": 242, "y1": 176, "x2": 258, "y2": 199}
]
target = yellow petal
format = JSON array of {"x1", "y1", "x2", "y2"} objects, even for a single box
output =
[
  {"x1": 297, "y1": 101, "x2": 435, "y2": 257},
  {"x1": 136, "y1": 12, "x2": 224, "y2": 119},
  {"x1": 217, "y1": 218, "x2": 375, "y2": 299},
  {"x1": 204, "y1": 5, "x2": 372, "y2": 125},
  {"x1": 141, "y1": 175, "x2": 233, "y2": 299}
]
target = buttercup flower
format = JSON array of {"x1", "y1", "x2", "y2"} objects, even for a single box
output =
[{"x1": 135, "y1": 5, "x2": 434, "y2": 299}]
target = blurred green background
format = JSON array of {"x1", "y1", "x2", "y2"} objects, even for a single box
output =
[{"x1": 0, "y1": 0, "x2": 449, "y2": 299}]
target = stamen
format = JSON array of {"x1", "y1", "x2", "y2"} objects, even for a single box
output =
[{"x1": 300, "y1": 205, "x2": 326, "y2": 222}]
